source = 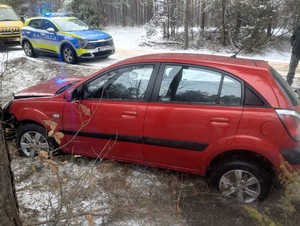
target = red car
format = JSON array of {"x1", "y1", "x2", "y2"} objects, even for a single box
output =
[{"x1": 2, "y1": 53, "x2": 300, "y2": 203}]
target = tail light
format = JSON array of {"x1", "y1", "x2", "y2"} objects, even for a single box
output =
[{"x1": 276, "y1": 109, "x2": 300, "y2": 141}]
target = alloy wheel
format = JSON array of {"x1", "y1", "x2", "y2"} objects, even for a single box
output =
[
  {"x1": 219, "y1": 169, "x2": 261, "y2": 203},
  {"x1": 20, "y1": 131, "x2": 50, "y2": 157}
]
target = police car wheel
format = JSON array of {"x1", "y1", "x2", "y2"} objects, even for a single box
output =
[
  {"x1": 23, "y1": 41, "x2": 36, "y2": 58},
  {"x1": 62, "y1": 45, "x2": 77, "y2": 64}
]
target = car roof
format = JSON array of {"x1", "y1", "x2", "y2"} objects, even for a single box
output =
[
  {"x1": 116, "y1": 53, "x2": 268, "y2": 69},
  {"x1": 26, "y1": 16, "x2": 77, "y2": 21}
]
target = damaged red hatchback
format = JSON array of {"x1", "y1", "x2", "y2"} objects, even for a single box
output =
[{"x1": 2, "y1": 53, "x2": 300, "y2": 203}]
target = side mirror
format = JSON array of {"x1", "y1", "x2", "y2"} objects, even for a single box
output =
[
  {"x1": 46, "y1": 27, "x2": 55, "y2": 33},
  {"x1": 65, "y1": 89, "x2": 75, "y2": 102},
  {"x1": 65, "y1": 86, "x2": 82, "y2": 102},
  {"x1": 20, "y1": 16, "x2": 25, "y2": 23}
]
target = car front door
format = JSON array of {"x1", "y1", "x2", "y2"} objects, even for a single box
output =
[
  {"x1": 38, "y1": 19, "x2": 60, "y2": 53},
  {"x1": 62, "y1": 64, "x2": 158, "y2": 162},
  {"x1": 143, "y1": 64, "x2": 244, "y2": 174}
]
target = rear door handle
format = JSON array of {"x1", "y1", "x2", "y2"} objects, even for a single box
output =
[{"x1": 122, "y1": 111, "x2": 137, "y2": 116}]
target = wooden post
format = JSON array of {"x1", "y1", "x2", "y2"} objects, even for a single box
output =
[{"x1": 0, "y1": 107, "x2": 22, "y2": 226}]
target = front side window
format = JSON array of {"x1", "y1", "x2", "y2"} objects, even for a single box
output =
[
  {"x1": 28, "y1": 19, "x2": 42, "y2": 29},
  {"x1": 41, "y1": 19, "x2": 58, "y2": 31},
  {"x1": 83, "y1": 65, "x2": 154, "y2": 101},
  {"x1": 158, "y1": 65, "x2": 241, "y2": 105}
]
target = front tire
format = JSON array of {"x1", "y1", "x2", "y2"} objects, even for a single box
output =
[
  {"x1": 17, "y1": 123, "x2": 59, "y2": 157},
  {"x1": 61, "y1": 45, "x2": 77, "y2": 64},
  {"x1": 210, "y1": 160, "x2": 270, "y2": 203},
  {"x1": 23, "y1": 41, "x2": 36, "y2": 57}
]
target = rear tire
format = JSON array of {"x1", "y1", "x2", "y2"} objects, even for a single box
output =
[
  {"x1": 17, "y1": 123, "x2": 59, "y2": 157},
  {"x1": 210, "y1": 160, "x2": 270, "y2": 203},
  {"x1": 23, "y1": 41, "x2": 36, "y2": 57},
  {"x1": 61, "y1": 45, "x2": 77, "y2": 64}
]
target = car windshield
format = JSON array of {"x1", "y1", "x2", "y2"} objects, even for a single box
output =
[
  {"x1": 0, "y1": 8, "x2": 19, "y2": 21},
  {"x1": 54, "y1": 18, "x2": 91, "y2": 31}
]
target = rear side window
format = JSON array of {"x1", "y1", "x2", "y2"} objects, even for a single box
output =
[
  {"x1": 244, "y1": 86, "x2": 265, "y2": 106},
  {"x1": 270, "y1": 67, "x2": 299, "y2": 106},
  {"x1": 158, "y1": 65, "x2": 241, "y2": 105}
]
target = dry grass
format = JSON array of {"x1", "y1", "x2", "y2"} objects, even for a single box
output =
[{"x1": 8, "y1": 139, "x2": 259, "y2": 226}]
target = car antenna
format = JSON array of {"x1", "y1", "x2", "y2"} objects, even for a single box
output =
[{"x1": 230, "y1": 44, "x2": 246, "y2": 58}]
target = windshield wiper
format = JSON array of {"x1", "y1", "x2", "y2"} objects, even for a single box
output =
[{"x1": 0, "y1": 19, "x2": 17, "y2": 21}]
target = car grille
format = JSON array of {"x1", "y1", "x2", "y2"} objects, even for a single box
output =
[
  {"x1": 86, "y1": 39, "x2": 114, "y2": 49},
  {"x1": 0, "y1": 27, "x2": 20, "y2": 37}
]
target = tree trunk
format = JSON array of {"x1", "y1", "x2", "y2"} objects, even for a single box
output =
[
  {"x1": 184, "y1": 0, "x2": 189, "y2": 49},
  {"x1": 98, "y1": 0, "x2": 107, "y2": 27},
  {"x1": 234, "y1": 0, "x2": 242, "y2": 43},
  {"x1": 221, "y1": 0, "x2": 226, "y2": 46},
  {"x1": 0, "y1": 108, "x2": 22, "y2": 226},
  {"x1": 122, "y1": 1, "x2": 127, "y2": 27},
  {"x1": 166, "y1": 0, "x2": 170, "y2": 39}
]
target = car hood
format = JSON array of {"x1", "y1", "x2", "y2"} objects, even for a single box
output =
[
  {"x1": 69, "y1": 30, "x2": 112, "y2": 41},
  {"x1": 14, "y1": 76, "x2": 84, "y2": 98}
]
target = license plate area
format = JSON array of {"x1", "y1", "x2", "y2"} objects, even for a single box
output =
[{"x1": 98, "y1": 46, "x2": 113, "y2": 52}]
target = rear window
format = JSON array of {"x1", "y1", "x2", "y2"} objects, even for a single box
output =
[{"x1": 270, "y1": 67, "x2": 299, "y2": 106}]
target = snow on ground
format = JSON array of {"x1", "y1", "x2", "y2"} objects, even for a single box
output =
[{"x1": 105, "y1": 26, "x2": 292, "y2": 63}]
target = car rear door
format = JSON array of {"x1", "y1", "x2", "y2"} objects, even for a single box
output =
[
  {"x1": 143, "y1": 64, "x2": 244, "y2": 174},
  {"x1": 23, "y1": 18, "x2": 43, "y2": 49},
  {"x1": 62, "y1": 64, "x2": 158, "y2": 162}
]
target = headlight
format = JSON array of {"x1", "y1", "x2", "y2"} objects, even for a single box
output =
[
  {"x1": 78, "y1": 39, "x2": 88, "y2": 48},
  {"x1": 2, "y1": 99, "x2": 12, "y2": 110}
]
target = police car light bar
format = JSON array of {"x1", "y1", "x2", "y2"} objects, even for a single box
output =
[{"x1": 43, "y1": 12, "x2": 72, "y2": 17}]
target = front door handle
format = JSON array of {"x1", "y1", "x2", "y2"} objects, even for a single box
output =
[{"x1": 210, "y1": 117, "x2": 229, "y2": 123}]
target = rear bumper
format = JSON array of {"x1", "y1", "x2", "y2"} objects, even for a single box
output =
[{"x1": 281, "y1": 147, "x2": 300, "y2": 165}]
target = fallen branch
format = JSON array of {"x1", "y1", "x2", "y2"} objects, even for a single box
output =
[
  {"x1": 146, "y1": 40, "x2": 182, "y2": 45},
  {"x1": 28, "y1": 207, "x2": 110, "y2": 225}
]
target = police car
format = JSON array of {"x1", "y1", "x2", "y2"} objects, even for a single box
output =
[{"x1": 20, "y1": 13, "x2": 115, "y2": 64}]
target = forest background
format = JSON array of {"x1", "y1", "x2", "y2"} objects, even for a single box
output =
[{"x1": 3, "y1": 0, "x2": 300, "y2": 53}]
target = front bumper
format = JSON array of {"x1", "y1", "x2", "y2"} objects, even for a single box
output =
[
  {"x1": 0, "y1": 37, "x2": 21, "y2": 45},
  {"x1": 1, "y1": 100, "x2": 17, "y2": 139},
  {"x1": 78, "y1": 46, "x2": 115, "y2": 59}
]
